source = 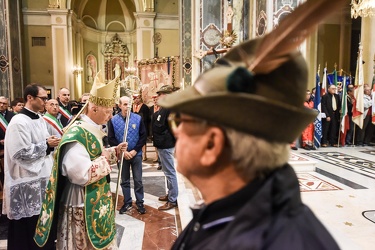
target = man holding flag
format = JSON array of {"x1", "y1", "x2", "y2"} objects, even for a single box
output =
[{"x1": 345, "y1": 87, "x2": 355, "y2": 145}]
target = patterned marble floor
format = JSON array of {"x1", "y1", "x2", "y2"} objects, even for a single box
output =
[{"x1": 0, "y1": 144, "x2": 375, "y2": 249}]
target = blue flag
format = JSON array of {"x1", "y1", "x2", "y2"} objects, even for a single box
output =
[{"x1": 314, "y1": 72, "x2": 322, "y2": 149}]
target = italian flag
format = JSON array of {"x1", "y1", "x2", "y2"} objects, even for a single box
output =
[
  {"x1": 0, "y1": 114, "x2": 8, "y2": 133},
  {"x1": 352, "y1": 44, "x2": 364, "y2": 129},
  {"x1": 340, "y1": 76, "x2": 348, "y2": 146}
]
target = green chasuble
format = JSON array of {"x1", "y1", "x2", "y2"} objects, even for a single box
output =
[{"x1": 34, "y1": 124, "x2": 116, "y2": 249}]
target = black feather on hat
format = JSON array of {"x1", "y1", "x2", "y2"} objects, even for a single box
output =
[{"x1": 158, "y1": 0, "x2": 346, "y2": 143}]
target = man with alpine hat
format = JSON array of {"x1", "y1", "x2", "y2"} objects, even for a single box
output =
[{"x1": 158, "y1": 0, "x2": 343, "y2": 248}]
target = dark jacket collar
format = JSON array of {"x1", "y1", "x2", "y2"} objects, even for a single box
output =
[
  {"x1": 20, "y1": 107, "x2": 40, "y2": 119},
  {"x1": 174, "y1": 165, "x2": 303, "y2": 249}
]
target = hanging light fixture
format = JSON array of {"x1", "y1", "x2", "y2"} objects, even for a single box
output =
[{"x1": 351, "y1": 0, "x2": 375, "y2": 18}]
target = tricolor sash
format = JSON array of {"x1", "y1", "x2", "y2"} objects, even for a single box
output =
[
  {"x1": 59, "y1": 106, "x2": 72, "y2": 120},
  {"x1": 43, "y1": 113, "x2": 63, "y2": 135},
  {"x1": 0, "y1": 114, "x2": 8, "y2": 133}
]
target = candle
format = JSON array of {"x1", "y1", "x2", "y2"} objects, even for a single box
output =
[{"x1": 167, "y1": 57, "x2": 170, "y2": 75}]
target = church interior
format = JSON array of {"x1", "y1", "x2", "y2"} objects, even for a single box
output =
[{"x1": 0, "y1": 0, "x2": 375, "y2": 249}]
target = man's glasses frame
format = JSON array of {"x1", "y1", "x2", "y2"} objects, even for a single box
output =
[
  {"x1": 168, "y1": 112, "x2": 207, "y2": 131},
  {"x1": 35, "y1": 96, "x2": 49, "y2": 102}
]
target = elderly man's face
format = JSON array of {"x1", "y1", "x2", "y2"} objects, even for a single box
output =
[
  {"x1": 328, "y1": 86, "x2": 337, "y2": 94},
  {"x1": 119, "y1": 97, "x2": 129, "y2": 116},
  {"x1": 0, "y1": 97, "x2": 8, "y2": 112},
  {"x1": 170, "y1": 113, "x2": 226, "y2": 180},
  {"x1": 45, "y1": 99, "x2": 60, "y2": 117}
]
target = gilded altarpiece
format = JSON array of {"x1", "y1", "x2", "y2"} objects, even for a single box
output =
[
  {"x1": 103, "y1": 34, "x2": 130, "y2": 82},
  {"x1": 138, "y1": 57, "x2": 180, "y2": 106}
]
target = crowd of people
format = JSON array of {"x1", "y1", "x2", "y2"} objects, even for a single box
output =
[
  {"x1": 0, "y1": 79, "x2": 181, "y2": 249},
  {"x1": 0, "y1": 0, "x2": 352, "y2": 248},
  {"x1": 294, "y1": 82, "x2": 375, "y2": 151}
]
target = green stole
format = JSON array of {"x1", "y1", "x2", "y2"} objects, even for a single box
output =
[{"x1": 34, "y1": 122, "x2": 116, "y2": 249}]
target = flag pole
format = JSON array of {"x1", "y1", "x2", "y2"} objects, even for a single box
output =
[
  {"x1": 114, "y1": 93, "x2": 133, "y2": 214},
  {"x1": 114, "y1": 71, "x2": 142, "y2": 212}
]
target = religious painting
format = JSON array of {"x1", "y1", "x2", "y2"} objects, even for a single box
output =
[
  {"x1": 86, "y1": 54, "x2": 97, "y2": 83},
  {"x1": 138, "y1": 56, "x2": 180, "y2": 106}
]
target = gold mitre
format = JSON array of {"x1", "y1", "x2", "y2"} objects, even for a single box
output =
[{"x1": 89, "y1": 71, "x2": 120, "y2": 107}]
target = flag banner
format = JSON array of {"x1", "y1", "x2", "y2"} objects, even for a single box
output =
[
  {"x1": 321, "y1": 67, "x2": 328, "y2": 96},
  {"x1": 352, "y1": 44, "x2": 364, "y2": 129},
  {"x1": 340, "y1": 76, "x2": 348, "y2": 146},
  {"x1": 327, "y1": 73, "x2": 353, "y2": 88},
  {"x1": 314, "y1": 72, "x2": 322, "y2": 148}
]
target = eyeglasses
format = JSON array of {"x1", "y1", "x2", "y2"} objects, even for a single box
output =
[
  {"x1": 36, "y1": 96, "x2": 49, "y2": 102},
  {"x1": 168, "y1": 112, "x2": 206, "y2": 131}
]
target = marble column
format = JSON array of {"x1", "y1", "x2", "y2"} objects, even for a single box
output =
[
  {"x1": 48, "y1": 8, "x2": 73, "y2": 98},
  {"x1": 0, "y1": 0, "x2": 23, "y2": 98},
  {"x1": 361, "y1": 17, "x2": 375, "y2": 85},
  {"x1": 134, "y1": 12, "x2": 156, "y2": 60}
]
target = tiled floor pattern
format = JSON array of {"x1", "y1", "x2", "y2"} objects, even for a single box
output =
[
  {"x1": 0, "y1": 145, "x2": 375, "y2": 249},
  {"x1": 297, "y1": 173, "x2": 342, "y2": 192},
  {"x1": 302, "y1": 151, "x2": 375, "y2": 179}
]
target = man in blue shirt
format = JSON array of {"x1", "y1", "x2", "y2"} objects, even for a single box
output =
[{"x1": 108, "y1": 96, "x2": 147, "y2": 214}]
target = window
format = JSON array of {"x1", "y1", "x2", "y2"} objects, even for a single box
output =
[{"x1": 32, "y1": 37, "x2": 46, "y2": 46}]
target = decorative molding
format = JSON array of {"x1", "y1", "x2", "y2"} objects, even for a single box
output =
[
  {"x1": 22, "y1": 10, "x2": 51, "y2": 25},
  {"x1": 0, "y1": 55, "x2": 9, "y2": 73}
]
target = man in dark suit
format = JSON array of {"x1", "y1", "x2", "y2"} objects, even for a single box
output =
[
  {"x1": 321, "y1": 84, "x2": 341, "y2": 146},
  {"x1": 0, "y1": 96, "x2": 15, "y2": 150},
  {"x1": 0, "y1": 96, "x2": 15, "y2": 188},
  {"x1": 57, "y1": 87, "x2": 72, "y2": 127}
]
